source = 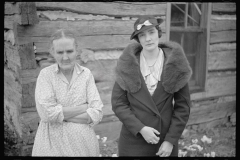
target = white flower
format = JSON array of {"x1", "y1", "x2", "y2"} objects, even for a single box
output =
[
  {"x1": 96, "y1": 135, "x2": 100, "y2": 139},
  {"x1": 201, "y1": 135, "x2": 212, "y2": 144},
  {"x1": 99, "y1": 154, "x2": 102, "y2": 157},
  {"x1": 189, "y1": 144, "x2": 203, "y2": 151},
  {"x1": 112, "y1": 154, "x2": 118, "y2": 157},
  {"x1": 211, "y1": 151, "x2": 216, "y2": 157},
  {"x1": 204, "y1": 153, "x2": 210, "y2": 157},
  {"x1": 103, "y1": 144, "x2": 107, "y2": 147},
  {"x1": 101, "y1": 137, "x2": 107, "y2": 143},
  {"x1": 189, "y1": 147, "x2": 197, "y2": 151},
  {"x1": 178, "y1": 150, "x2": 187, "y2": 157},
  {"x1": 192, "y1": 139, "x2": 198, "y2": 144}
]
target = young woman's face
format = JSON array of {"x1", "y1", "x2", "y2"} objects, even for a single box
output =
[
  {"x1": 52, "y1": 38, "x2": 77, "y2": 71},
  {"x1": 137, "y1": 27, "x2": 159, "y2": 51}
]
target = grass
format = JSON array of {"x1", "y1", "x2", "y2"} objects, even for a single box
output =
[{"x1": 98, "y1": 123, "x2": 235, "y2": 157}]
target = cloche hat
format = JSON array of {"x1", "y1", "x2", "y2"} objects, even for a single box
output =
[{"x1": 130, "y1": 15, "x2": 164, "y2": 40}]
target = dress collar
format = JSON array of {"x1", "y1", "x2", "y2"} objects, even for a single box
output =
[{"x1": 140, "y1": 48, "x2": 164, "y2": 81}]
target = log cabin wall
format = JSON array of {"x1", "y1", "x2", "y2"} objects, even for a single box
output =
[
  {"x1": 188, "y1": 3, "x2": 236, "y2": 131},
  {"x1": 4, "y1": 2, "x2": 236, "y2": 156},
  {"x1": 5, "y1": 2, "x2": 167, "y2": 155}
]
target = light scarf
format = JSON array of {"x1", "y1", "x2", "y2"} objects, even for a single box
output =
[{"x1": 140, "y1": 48, "x2": 164, "y2": 96}]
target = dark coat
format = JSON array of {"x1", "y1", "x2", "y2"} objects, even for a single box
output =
[{"x1": 111, "y1": 41, "x2": 192, "y2": 156}]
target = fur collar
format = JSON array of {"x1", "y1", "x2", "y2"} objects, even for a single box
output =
[{"x1": 115, "y1": 41, "x2": 192, "y2": 94}]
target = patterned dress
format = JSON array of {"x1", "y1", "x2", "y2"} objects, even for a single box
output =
[{"x1": 32, "y1": 63, "x2": 103, "y2": 157}]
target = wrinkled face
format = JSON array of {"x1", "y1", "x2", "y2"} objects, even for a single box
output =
[
  {"x1": 52, "y1": 38, "x2": 77, "y2": 71},
  {"x1": 137, "y1": 26, "x2": 159, "y2": 52}
]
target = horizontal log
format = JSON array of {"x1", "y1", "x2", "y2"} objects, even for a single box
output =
[
  {"x1": 212, "y1": 3, "x2": 236, "y2": 12},
  {"x1": 211, "y1": 14, "x2": 236, "y2": 20},
  {"x1": 18, "y1": 34, "x2": 167, "y2": 52},
  {"x1": 191, "y1": 73, "x2": 236, "y2": 100},
  {"x1": 210, "y1": 43, "x2": 236, "y2": 52},
  {"x1": 17, "y1": 20, "x2": 166, "y2": 37},
  {"x1": 208, "y1": 50, "x2": 236, "y2": 71},
  {"x1": 5, "y1": 2, "x2": 20, "y2": 14},
  {"x1": 210, "y1": 30, "x2": 236, "y2": 44},
  {"x1": 188, "y1": 101, "x2": 235, "y2": 125},
  {"x1": 211, "y1": 19, "x2": 236, "y2": 31},
  {"x1": 36, "y1": 2, "x2": 166, "y2": 16},
  {"x1": 82, "y1": 59, "x2": 117, "y2": 83}
]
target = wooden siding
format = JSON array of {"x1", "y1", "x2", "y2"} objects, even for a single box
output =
[
  {"x1": 208, "y1": 50, "x2": 236, "y2": 71},
  {"x1": 17, "y1": 19, "x2": 166, "y2": 52},
  {"x1": 212, "y1": 3, "x2": 236, "y2": 12},
  {"x1": 210, "y1": 30, "x2": 236, "y2": 44},
  {"x1": 36, "y1": 2, "x2": 167, "y2": 16}
]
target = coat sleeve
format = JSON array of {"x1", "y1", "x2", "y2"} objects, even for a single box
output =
[
  {"x1": 111, "y1": 82, "x2": 145, "y2": 137},
  {"x1": 164, "y1": 83, "x2": 191, "y2": 146}
]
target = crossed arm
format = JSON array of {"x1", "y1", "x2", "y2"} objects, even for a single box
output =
[
  {"x1": 63, "y1": 104, "x2": 92, "y2": 124},
  {"x1": 35, "y1": 69, "x2": 103, "y2": 125}
]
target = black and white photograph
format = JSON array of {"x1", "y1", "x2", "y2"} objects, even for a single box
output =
[{"x1": 4, "y1": 2, "x2": 236, "y2": 157}]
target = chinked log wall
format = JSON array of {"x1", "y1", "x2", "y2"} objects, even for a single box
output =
[
  {"x1": 188, "y1": 3, "x2": 236, "y2": 131},
  {"x1": 4, "y1": 2, "x2": 235, "y2": 156}
]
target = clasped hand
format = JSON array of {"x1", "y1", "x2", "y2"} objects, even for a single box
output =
[{"x1": 140, "y1": 126, "x2": 160, "y2": 144}]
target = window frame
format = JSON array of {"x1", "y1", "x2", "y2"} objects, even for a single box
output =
[{"x1": 166, "y1": 3, "x2": 211, "y2": 93}]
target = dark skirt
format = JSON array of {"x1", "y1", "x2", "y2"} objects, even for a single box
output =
[{"x1": 118, "y1": 126, "x2": 178, "y2": 157}]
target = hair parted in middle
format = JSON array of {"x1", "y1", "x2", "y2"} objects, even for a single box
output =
[
  {"x1": 133, "y1": 25, "x2": 162, "y2": 43},
  {"x1": 49, "y1": 29, "x2": 78, "y2": 55}
]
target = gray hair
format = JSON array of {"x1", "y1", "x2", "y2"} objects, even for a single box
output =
[{"x1": 49, "y1": 29, "x2": 78, "y2": 55}]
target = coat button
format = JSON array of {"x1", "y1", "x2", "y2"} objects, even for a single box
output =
[{"x1": 154, "y1": 114, "x2": 157, "y2": 117}]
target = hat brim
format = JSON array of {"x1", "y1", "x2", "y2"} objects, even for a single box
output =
[
  {"x1": 130, "y1": 18, "x2": 164, "y2": 40},
  {"x1": 130, "y1": 24, "x2": 159, "y2": 40}
]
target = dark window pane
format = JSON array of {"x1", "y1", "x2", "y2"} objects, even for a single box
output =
[
  {"x1": 187, "y1": 3, "x2": 201, "y2": 27},
  {"x1": 170, "y1": 31, "x2": 182, "y2": 45},
  {"x1": 171, "y1": 4, "x2": 186, "y2": 27},
  {"x1": 183, "y1": 32, "x2": 199, "y2": 55}
]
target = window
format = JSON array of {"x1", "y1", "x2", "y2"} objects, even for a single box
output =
[{"x1": 169, "y1": 3, "x2": 211, "y2": 93}]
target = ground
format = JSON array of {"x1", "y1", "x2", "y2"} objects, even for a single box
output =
[{"x1": 98, "y1": 123, "x2": 235, "y2": 157}]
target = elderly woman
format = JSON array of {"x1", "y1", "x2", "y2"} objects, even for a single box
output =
[
  {"x1": 111, "y1": 15, "x2": 192, "y2": 157},
  {"x1": 32, "y1": 29, "x2": 103, "y2": 156}
]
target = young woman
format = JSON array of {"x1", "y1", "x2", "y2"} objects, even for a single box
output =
[
  {"x1": 32, "y1": 29, "x2": 103, "y2": 156},
  {"x1": 111, "y1": 15, "x2": 192, "y2": 157}
]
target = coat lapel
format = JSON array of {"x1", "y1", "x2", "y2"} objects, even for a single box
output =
[
  {"x1": 152, "y1": 81, "x2": 171, "y2": 107},
  {"x1": 130, "y1": 54, "x2": 161, "y2": 117},
  {"x1": 131, "y1": 70, "x2": 161, "y2": 117}
]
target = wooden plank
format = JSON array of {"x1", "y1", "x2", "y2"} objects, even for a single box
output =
[
  {"x1": 211, "y1": 19, "x2": 236, "y2": 31},
  {"x1": 27, "y1": 2, "x2": 39, "y2": 25},
  {"x1": 188, "y1": 101, "x2": 235, "y2": 125},
  {"x1": 210, "y1": 43, "x2": 236, "y2": 52},
  {"x1": 210, "y1": 30, "x2": 236, "y2": 44},
  {"x1": 5, "y1": 2, "x2": 20, "y2": 14},
  {"x1": 17, "y1": 20, "x2": 166, "y2": 37},
  {"x1": 36, "y1": 2, "x2": 167, "y2": 16},
  {"x1": 19, "y1": 2, "x2": 29, "y2": 25},
  {"x1": 18, "y1": 34, "x2": 167, "y2": 52},
  {"x1": 191, "y1": 73, "x2": 236, "y2": 100},
  {"x1": 212, "y1": 3, "x2": 236, "y2": 12},
  {"x1": 166, "y1": 3, "x2": 171, "y2": 41},
  {"x1": 208, "y1": 50, "x2": 236, "y2": 71},
  {"x1": 18, "y1": 43, "x2": 37, "y2": 70}
]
